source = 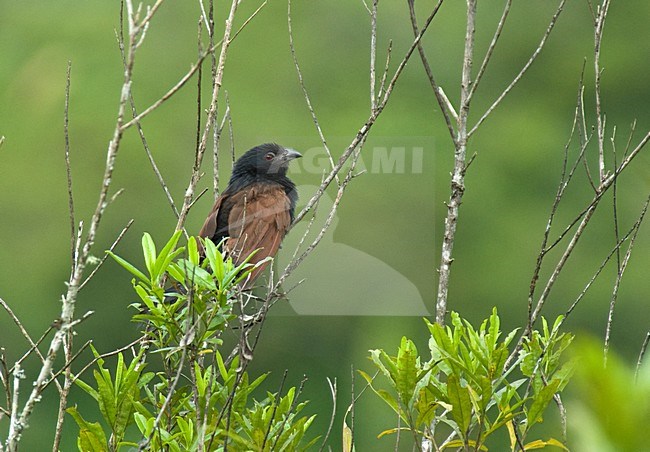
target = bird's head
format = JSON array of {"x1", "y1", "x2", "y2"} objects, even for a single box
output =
[{"x1": 233, "y1": 143, "x2": 302, "y2": 179}]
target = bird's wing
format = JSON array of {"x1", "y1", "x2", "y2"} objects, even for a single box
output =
[
  {"x1": 197, "y1": 193, "x2": 226, "y2": 242},
  {"x1": 224, "y1": 185, "x2": 292, "y2": 283}
]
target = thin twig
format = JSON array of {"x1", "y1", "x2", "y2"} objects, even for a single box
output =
[
  {"x1": 636, "y1": 331, "x2": 650, "y2": 381},
  {"x1": 270, "y1": 375, "x2": 308, "y2": 450},
  {"x1": 175, "y1": 0, "x2": 239, "y2": 233},
  {"x1": 408, "y1": 0, "x2": 455, "y2": 143},
  {"x1": 261, "y1": 370, "x2": 288, "y2": 450},
  {"x1": 369, "y1": 0, "x2": 379, "y2": 112},
  {"x1": 288, "y1": 0, "x2": 339, "y2": 186},
  {"x1": 51, "y1": 329, "x2": 74, "y2": 452},
  {"x1": 5, "y1": 1, "x2": 152, "y2": 445},
  {"x1": 564, "y1": 216, "x2": 640, "y2": 320},
  {"x1": 138, "y1": 346, "x2": 187, "y2": 450},
  {"x1": 64, "y1": 61, "x2": 76, "y2": 267},
  {"x1": 318, "y1": 378, "x2": 337, "y2": 452},
  {"x1": 604, "y1": 193, "x2": 649, "y2": 364},
  {"x1": 594, "y1": 0, "x2": 611, "y2": 183},
  {"x1": 79, "y1": 219, "x2": 134, "y2": 290},
  {"x1": 71, "y1": 336, "x2": 145, "y2": 384},
  {"x1": 528, "y1": 74, "x2": 586, "y2": 326},
  {"x1": 467, "y1": 0, "x2": 512, "y2": 101},
  {"x1": 376, "y1": 39, "x2": 392, "y2": 101},
  {"x1": 468, "y1": 0, "x2": 567, "y2": 138},
  {"x1": 292, "y1": 3, "x2": 440, "y2": 227}
]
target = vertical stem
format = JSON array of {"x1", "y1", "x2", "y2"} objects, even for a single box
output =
[
  {"x1": 594, "y1": 0, "x2": 610, "y2": 183},
  {"x1": 369, "y1": 0, "x2": 378, "y2": 112},
  {"x1": 175, "y1": 0, "x2": 239, "y2": 232},
  {"x1": 52, "y1": 332, "x2": 73, "y2": 452},
  {"x1": 435, "y1": 0, "x2": 476, "y2": 326}
]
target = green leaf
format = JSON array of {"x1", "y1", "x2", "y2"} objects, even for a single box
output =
[
  {"x1": 67, "y1": 406, "x2": 109, "y2": 452},
  {"x1": 153, "y1": 230, "x2": 183, "y2": 278},
  {"x1": 487, "y1": 307, "x2": 500, "y2": 351},
  {"x1": 447, "y1": 374, "x2": 472, "y2": 437},
  {"x1": 142, "y1": 233, "x2": 157, "y2": 279},
  {"x1": 368, "y1": 349, "x2": 397, "y2": 384},
  {"x1": 523, "y1": 438, "x2": 569, "y2": 450},
  {"x1": 187, "y1": 236, "x2": 200, "y2": 266},
  {"x1": 203, "y1": 238, "x2": 225, "y2": 282},
  {"x1": 442, "y1": 439, "x2": 488, "y2": 450},
  {"x1": 527, "y1": 379, "x2": 561, "y2": 427},
  {"x1": 396, "y1": 337, "x2": 418, "y2": 407},
  {"x1": 106, "y1": 251, "x2": 149, "y2": 285},
  {"x1": 74, "y1": 377, "x2": 100, "y2": 401}
]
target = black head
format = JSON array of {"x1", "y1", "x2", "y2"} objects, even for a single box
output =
[{"x1": 231, "y1": 143, "x2": 302, "y2": 180}]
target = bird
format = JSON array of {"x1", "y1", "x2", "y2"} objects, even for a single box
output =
[{"x1": 197, "y1": 143, "x2": 302, "y2": 286}]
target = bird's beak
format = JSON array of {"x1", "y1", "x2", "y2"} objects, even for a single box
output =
[{"x1": 283, "y1": 148, "x2": 302, "y2": 161}]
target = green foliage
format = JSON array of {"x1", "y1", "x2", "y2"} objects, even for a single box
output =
[
  {"x1": 568, "y1": 339, "x2": 650, "y2": 452},
  {"x1": 69, "y1": 233, "x2": 316, "y2": 451},
  {"x1": 363, "y1": 308, "x2": 574, "y2": 451}
]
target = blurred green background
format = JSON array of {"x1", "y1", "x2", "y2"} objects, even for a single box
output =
[{"x1": 1, "y1": 1, "x2": 649, "y2": 449}]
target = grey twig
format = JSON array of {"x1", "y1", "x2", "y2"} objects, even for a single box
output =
[
  {"x1": 64, "y1": 61, "x2": 76, "y2": 267},
  {"x1": 79, "y1": 219, "x2": 134, "y2": 290},
  {"x1": 4, "y1": 1, "x2": 160, "y2": 447},
  {"x1": 467, "y1": 0, "x2": 512, "y2": 102},
  {"x1": 435, "y1": 0, "x2": 476, "y2": 326},
  {"x1": 175, "y1": 0, "x2": 240, "y2": 233},
  {"x1": 318, "y1": 378, "x2": 337, "y2": 452},
  {"x1": 604, "y1": 193, "x2": 649, "y2": 364},
  {"x1": 594, "y1": 0, "x2": 611, "y2": 183},
  {"x1": 408, "y1": 0, "x2": 455, "y2": 143},
  {"x1": 636, "y1": 331, "x2": 650, "y2": 381},
  {"x1": 288, "y1": 0, "x2": 339, "y2": 186},
  {"x1": 369, "y1": 0, "x2": 379, "y2": 113},
  {"x1": 468, "y1": 0, "x2": 567, "y2": 138},
  {"x1": 292, "y1": 2, "x2": 440, "y2": 227}
]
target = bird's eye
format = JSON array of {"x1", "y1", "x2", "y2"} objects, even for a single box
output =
[{"x1": 264, "y1": 152, "x2": 275, "y2": 161}]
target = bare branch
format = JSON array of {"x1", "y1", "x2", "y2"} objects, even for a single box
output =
[
  {"x1": 564, "y1": 208, "x2": 644, "y2": 320},
  {"x1": 369, "y1": 0, "x2": 379, "y2": 112},
  {"x1": 408, "y1": 0, "x2": 456, "y2": 143},
  {"x1": 318, "y1": 378, "x2": 337, "y2": 452},
  {"x1": 594, "y1": 0, "x2": 611, "y2": 182},
  {"x1": 376, "y1": 39, "x2": 392, "y2": 101},
  {"x1": 292, "y1": 2, "x2": 440, "y2": 226},
  {"x1": 468, "y1": 0, "x2": 567, "y2": 138},
  {"x1": 467, "y1": 0, "x2": 512, "y2": 101},
  {"x1": 4, "y1": 1, "x2": 157, "y2": 444},
  {"x1": 175, "y1": 0, "x2": 240, "y2": 233},
  {"x1": 64, "y1": 61, "x2": 76, "y2": 267},
  {"x1": 79, "y1": 219, "x2": 135, "y2": 290},
  {"x1": 435, "y1": 0, "x2": 476, "y2": 326},
  {"x1": 0, "y1": 298, "x2": 49, "y2": 368},
  {"x1": 604, "y1": 193, "x2": 649, "y2": 363},
  {"x1": 288, "y1": 0, "x2": 339, "y2": 186},
  {"x1": 636, "y1": 331, "x2": 650, "y2": 381}
]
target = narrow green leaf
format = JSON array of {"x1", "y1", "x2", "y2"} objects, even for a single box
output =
[
  {"x1": 523, "y1": 438, "x2": 569, "y2": 450},
  {"x1": 153, "y1": 230, "x2": 183, "y2": 277},
  {"x1": 527, "y1": 379, "x2": 561, "y2": 427},
  {"x1": 141, "y1": 233, "x2": 157, "y2": 278},
  {"x1": 203, "y1": 238, "x2": 225, "y2": 282},
  {"x1": 447, "y1": 374, "x2": 472, "y2": 437},
  {"x1": 187, "y1": 236, "x2": 199, "y2": 265},
  {"x1": 106, "y1": 251, "x2": 149, "y2": 284}
]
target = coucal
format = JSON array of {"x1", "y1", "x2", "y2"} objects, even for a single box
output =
[{"x1": 198, "y1": 143, "x2": 301, "y2": 286}]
